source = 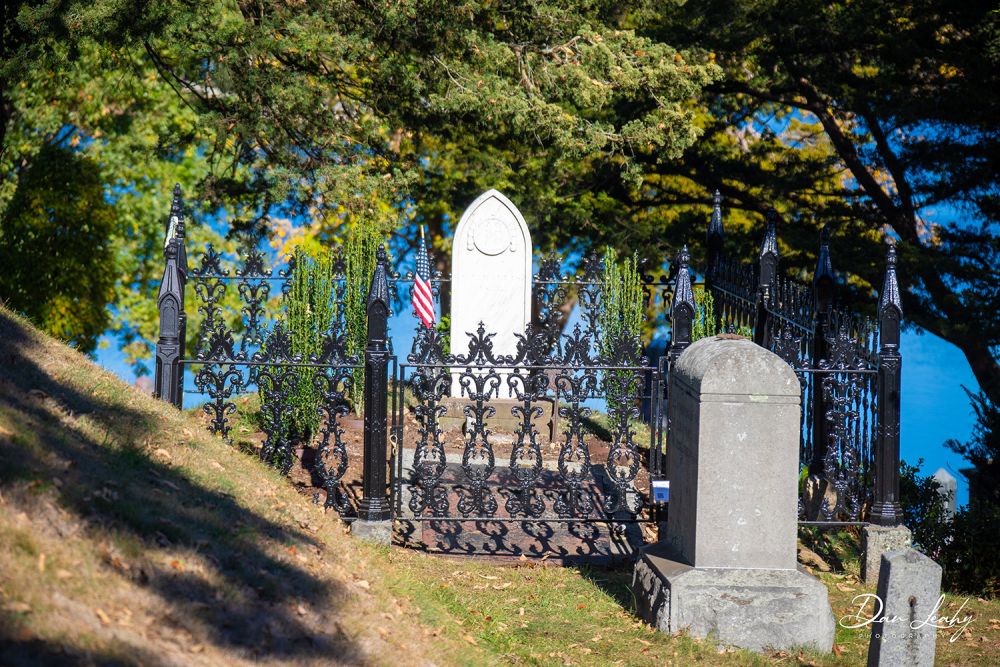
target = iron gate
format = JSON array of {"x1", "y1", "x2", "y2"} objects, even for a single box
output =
[{"x1": 391, "y1": 321, "x2": 666, "y2": 532}]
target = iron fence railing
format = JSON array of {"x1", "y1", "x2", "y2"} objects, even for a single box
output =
[{"x1": 153, "y1": 185, "x2": 904, "y2": 539}]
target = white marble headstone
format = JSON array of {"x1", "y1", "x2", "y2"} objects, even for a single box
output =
[{"x1": 450, "y1": 190, "x2": 532, "y2": 397}]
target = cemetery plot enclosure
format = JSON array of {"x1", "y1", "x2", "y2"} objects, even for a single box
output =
[{"x1": 153, "y1": 186, "x2": 905, "y2": 555}]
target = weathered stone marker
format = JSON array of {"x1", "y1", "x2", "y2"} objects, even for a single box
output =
[
  {"x1": 866, "y1": 548, "x2": 942, "y2": 667},
  {"x1": 862, "y1": 524, "x2": 912, "y2": 585},
  {"x1": 633, "y1": 336, "x2": 835, "y2": 652},
  {"x1": 932, "y1": 467, "x2": 957, "y2": 520},
  {"x1": 443, "y1": 190, "x2": 532, "y2": 429}
]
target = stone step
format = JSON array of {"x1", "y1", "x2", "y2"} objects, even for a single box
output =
[
  {"x1": 391, "y1": 447, "x2": 646, "y2": 562},
  {"x1": 394, "y1": 516, "x2": 640, "y2": 564}
]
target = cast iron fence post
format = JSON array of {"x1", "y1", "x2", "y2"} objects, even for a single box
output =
[
  {"x1": 754, "y1": 210, "x2": 779, "y2": 347},
  {"x1": 809, "y1": 226, "x2": 835, "y2": 474},
  {"x1": 668, "y1": 246, "x2": 696, "y2": 365},
  {"x1": 154, "y1": 185, "x2": 188, "y2": 408},
  {"x1": 358, "y1": 245, "x2": 392, "y2": 523},
  {"x1": 705, "y1": 190, "x2": 724, "y2": 286},
  {"x1": 870, "y1": 241, "x2": 903, "y2": 526},
  {"x1": 656, "y1": 245, "x2": 696, "y2": 519}
]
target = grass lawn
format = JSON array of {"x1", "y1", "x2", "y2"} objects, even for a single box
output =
[{"x1": 1, "y1": 305, "x2": 997, "y2": 665}]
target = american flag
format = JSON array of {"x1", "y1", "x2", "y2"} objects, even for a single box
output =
[{"x1": 412, "y1": 226, "x2": 436, "y2": 327}]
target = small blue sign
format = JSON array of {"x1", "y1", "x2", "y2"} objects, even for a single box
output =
[{"x1": 652, "y1": 480, "x2": 670, "y2": 503}]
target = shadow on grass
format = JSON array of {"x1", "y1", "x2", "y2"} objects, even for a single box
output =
[
  {"x1": 574, "y1": 562, "x2": 641, "y2": 615},
  {"x1": 0, "y1": 312, "x2": 361, "y2": 662}
]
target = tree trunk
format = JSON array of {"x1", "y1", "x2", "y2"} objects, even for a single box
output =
[{"x1": 958, "y1": 340, "x2": 1000, "y2": 407}]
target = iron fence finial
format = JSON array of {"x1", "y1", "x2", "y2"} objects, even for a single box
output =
[
  {"x1": 367, "y1": 244, "x2": 391, "y2": 313},
  {"x1": 672, "y1": 245, "x2": 696, "y2": 318},
  {"x1": 760, "y1": 209, "x2": 780, "y2": 260},
  {"x1": 814, "y1": 225, "x2": 835, "y2": 285},
  {"x1": 708, "y1": 190, "x2": 724, "y2": 241},
  {"x1": 878, "y1": 240, "x2": 902, "y2": 318}
]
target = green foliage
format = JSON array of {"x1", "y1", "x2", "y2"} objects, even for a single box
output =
[
  {"x1": 4, "y1": 1, "x2": 720, "y2": 374},
  {"x1": 0, "y1": 31, "x2": 212, "y2": 371},
  {"x1": 281, "y1": 246, "x2": 336, "y2": 439},
  {"x1": 344, "y1": 223, "x2": 386, "y2": 414},
  {"x1": 899, "y1": 459, "x2": 953, "y2": 559},
  {"x1": 646, "y1": 0, "x2": 1000, "y2": 406},
  {"x1": 599, "y1": 248, "x2": 643, "y2": 405},
  {"x1": 0, "y1": 144, "x2": 116, "y2": 351},
  {"x1": 691, "y1": 286, "x2": 716, "y2": 342},
  {"x1": 9, "y1": 0, "x2": 1000, "y2": 416},
  {"x1": 435, "y1": 313, "x2": 451, "y2": 354},
  {"x1": 599, "y1": 248, "x2": 644, "y2": 353},
  {"x1": 938, "y1": 503, "x2": 1000, "y2": 597},
  {"x1": 946, "y1": 390, "x2": 1000, "y2": 507},
  {"x1": 900, "y1": 459, "x2": 1000, "y2": 597}
]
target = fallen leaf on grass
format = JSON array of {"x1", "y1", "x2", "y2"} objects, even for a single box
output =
[
  {"x1": 153, "y1": 448, "x2": 172, "y2": 462},
  {"x1": 2, "y1": 602, "x2": 30, "y2": 614},
  {"x1": 835, "y1": 583, "x2": 856, "y2": 592},
  {"x1": 832, "y1": 644, "x2": 843, "y2": 657},
  {"x1": 37, "y1": 553, "x2": 46, "y2": 573},
  {"x1": 354, "y1": 579, "x2": 371, "y2": 589},
  {"x1": 463, "y1": 634, "x2": 478, "y2": 645},
  {"x1": 95, "y1": 608, "x2": 111, "y2": 625},
  {"x1": 55, "y1": 569, "x2": 72, "y2": 580}
]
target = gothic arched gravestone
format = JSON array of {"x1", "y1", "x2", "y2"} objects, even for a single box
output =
[{"x1": 449, "y1": 189, "x2": 532, "y2": 398}]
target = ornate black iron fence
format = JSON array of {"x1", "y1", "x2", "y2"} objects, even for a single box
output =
[
  {"x1": 153, "y1": 185, "x2": 904, "y2": 543},
  {"x1": 701, "y1": 194, "x2": 903, "y2": 527},
  {"x1": 393, "y1": 319, "x2": 665, "y2": 527},
  {"x1": 153, "y1": 187, "x2": 394, "y2": 521}
]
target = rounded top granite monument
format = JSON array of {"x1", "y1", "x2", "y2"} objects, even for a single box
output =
[{"x1": 672, "y1": 336, "x2": 801, "y2": 398}]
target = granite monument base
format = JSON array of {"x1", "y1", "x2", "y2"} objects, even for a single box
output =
[
  {"x1": 861, "y1": 525, "x2": 912, "y2": 585},
  {"x1": 350, "y1": 519, "x2": 392, "y2": 545},
  {"x1": 633, "y1": 543, "x2": 835, "y2": 652}
]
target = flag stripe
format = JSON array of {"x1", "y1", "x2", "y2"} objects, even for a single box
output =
[
  {"x1": 414, "y1": 301, "x2": 434, "y2": 325},
  {"x1": 411, "y1": 228, "x2": 436, "y2": 327}
]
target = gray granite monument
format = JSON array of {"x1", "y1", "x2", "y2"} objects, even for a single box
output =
[
  {"x1": 633, "y1": 336, "x2": 835, "y2": 652},
  {"x1": 862, "y1": 524, "x2": 912, "y2": 585},
  {"x1": 866, "y1": 548, "x2": 942, "y2": 667}
]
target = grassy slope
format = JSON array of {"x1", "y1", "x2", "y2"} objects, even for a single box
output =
[
  {"x1": 1, "y1": 306, "x2": 996, "y2": 666},
  {"x1": 0, "y1": 306, "x2": 467, "y2": 666}
]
